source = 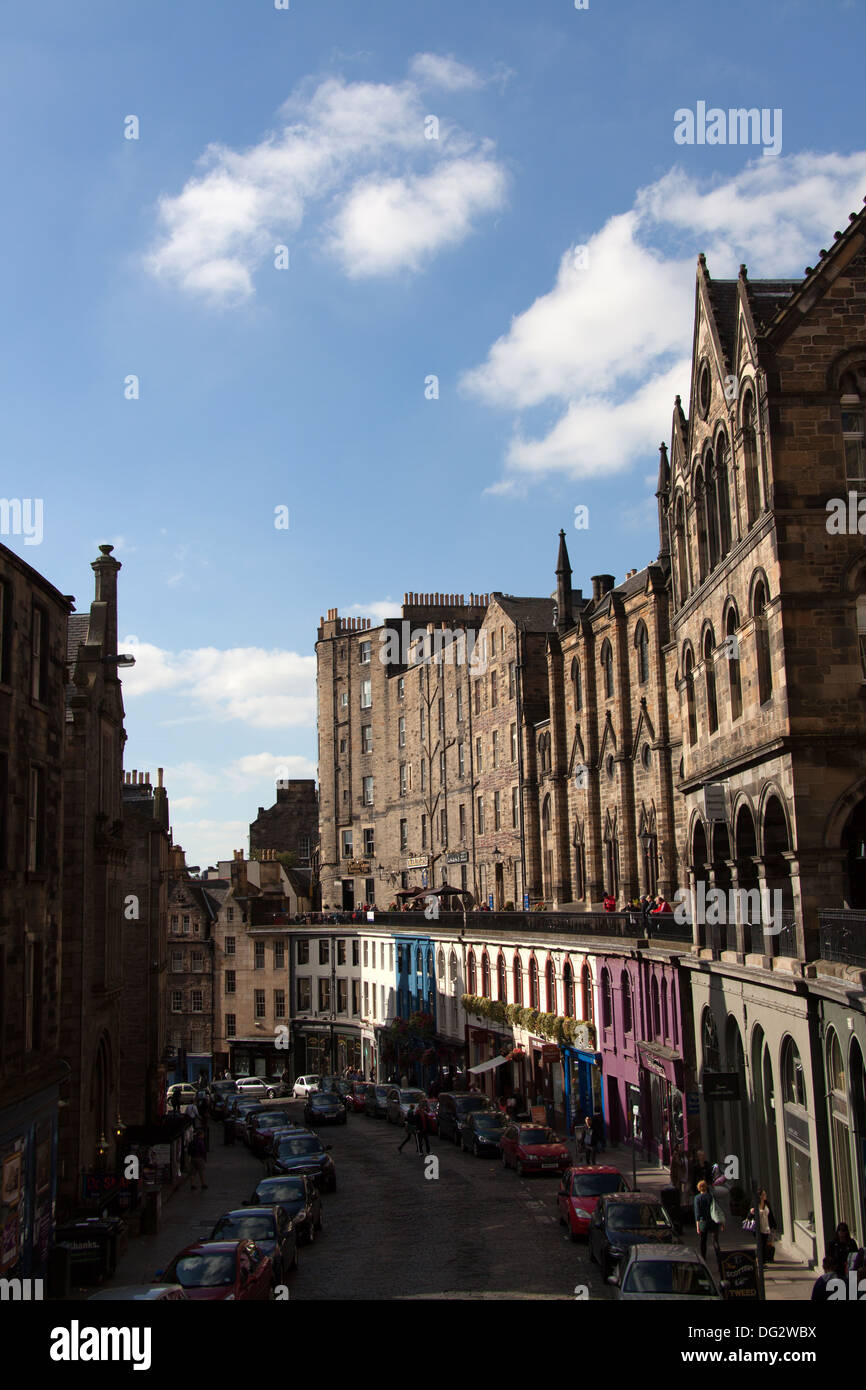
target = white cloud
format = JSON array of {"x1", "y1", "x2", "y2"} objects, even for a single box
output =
[
  {"x1": 409, "y1": 53, "x2": 485, "y2": 91},
  {"x1": 464, "y1": 149, "x2": 866, "y2": 488},
  {"x1": 120, "y1": 638, "x2": 316, "y2": 729},
  {"x1": 146, "y1": 66, "x2": 506, "y2": 300},
  {"x1": 343, "y1": 598, "x2": 397, "y2": 624}
]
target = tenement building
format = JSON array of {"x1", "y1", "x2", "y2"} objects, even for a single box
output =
[{"x1": 315, "y1": 205, "x2": 866, "y2": 1267}]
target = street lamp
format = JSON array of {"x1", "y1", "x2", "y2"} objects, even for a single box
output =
[{"x1": 631, "y1": 1103, "x2": 640, "y2": 1191}]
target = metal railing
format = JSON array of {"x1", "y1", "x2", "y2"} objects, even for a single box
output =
[
  {"x1": 819, "y1": 911, "x2": 866, "y2": 969},
  {"x1": 748, "y1": 912, "x2": 798, "y2": 959}
]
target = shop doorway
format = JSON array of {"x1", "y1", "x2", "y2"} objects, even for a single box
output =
[{"x1": 341, "y1": 879, "x2": 355, "y2": 911}]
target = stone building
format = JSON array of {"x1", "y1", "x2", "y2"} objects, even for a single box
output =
[
  {"x1": 0, "y1": 542, "x2": 71, "y2": 1277},
  {"x1": 120, "y1": 769, "x2": 170, "y2": 1126},
  {"x1": 166, "y1": 847, "x2": 218, "y2": 1085},
  {"x1": 249, "y1": 779, "x2": 318, "y2": 867},
  {"x1": 58, "y1": 545, "x2": 128, "y2": 1213}
]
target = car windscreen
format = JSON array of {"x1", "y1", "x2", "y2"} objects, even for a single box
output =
[
  {"x1": 455, "y1": 1096, "x2": 492, "y2": 1114},
  {"x1": 474, "y1": 1114, "x2": 506, "y2": 1129},
  {"x1": 170, "y1": 1253, "x2": 236, "y2": 1288},
  {"x1": 606, "y1": 1203, "x2": 670, "y2": 1230},
  {"x1": 623, "y1": 1261, "x2": 717, "y2": 1295},
  {"x1": 256, "y1": 1180, "x2": 305, "y2": 1205},
  {"x1": 276, "y1": 1137, "x2": 323, "y2": 1157},
  {"x1": 518, "y1": 1128, "x2": 557, "y2": 1145},
  {"x1": 310, "y1": 1094, "x2": 338, "y2": 1105},
  {"x1": 212, "y1": 1215, "x2": 276, "y2": 1243},
  {"x1": 571, "y1": 1174, "x2": 627, "y2": 1196}
]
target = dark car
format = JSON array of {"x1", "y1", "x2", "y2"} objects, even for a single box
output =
[
  {"x1": 557, "y1": 1166, "x2": 630, "y2": 1241},
  {"x1": 304, "y1": 1091, "x2": 347, "y2": 1126},
  {"x1": 248, "y1": 1110, "x2": 305, "y2": 1157},
  {"x1": 268, "y1": 1130, "x2": 337, "y2": 1191},
  {"x1": 208, "y1": 1207, "x2": 298, "y2": 1284},
  {"x1": 364, "y1": 1084, "x2": 394, "y2": 1119},
  {"x1": 500, "y1": 1123, "x2": 571, "y2": 1175},
  {"x1": 460, "y1": 1110, "x2": 507, "y2": 1156},
  {"x1": 245, "y1": 1175, "x2": 323, "y2": 1245},
  {"x1": 588, "y1": 1192, "x2": 675, "y2": 1279},
  {"x1": 437, "y1": 1091, "x2": 495, "y2": 1144},
  {"x1": 156, "y1": 1240, "x2": 274, "y2": 1301},
  {"x1": 385, "y1": 1088, "x2": 427, "y2": 1125},
  {"x1": 208, "y1": 1080, "x2": 238, "y2": 1118},
  {"x1": 229, "y1": 1096, "x2": 266, "y2": 1142},
  {"x1": 320, "y1": 1077, "x2": 353, "y2": 1107}
]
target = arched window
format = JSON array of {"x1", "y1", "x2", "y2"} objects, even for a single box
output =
[
  {"x1": 512, "y1": 953, "x2": 523, "y2": 1004},
  {"x1": 449, "y1": 950, "x2": 458, "y2": 991},
  {"x1": 742, "y1": 391, "x2": 762, "y2": 526},
  {"x1": 635, "y1": 623, "x2": 649, "y2": 685},
  {"x1": 726, "y1": 605, "x2": 742, "y2": 720},
  {"x1": 563, "y1": 961, "x2": 574, "y2": 1016},
  {"x1": 702, "y1": 1009, "x2": 721, "y2": 1072},
  {"x1": 481, "y1": 951, "x2": 491, "y2": 997},
  {"x1": 571, "y1": 657, "x2": 582, "y2": 712},
  {"x1": 705, "y1": 449, "x2": 720, "y2": 570},
  {"x1": 545, "y1": 959, "x2": 556, "y2": 1012},
  {"x1": 601, "y1": 640, "x2": 614, "y2": 698},
  {"x1": 694, "y1": 466, "x2": 709, "y2": 581},
  {"x1": 827, "y1": 1029, "x2": 857, "y2": 1228},
  {"x1": 841, "y1": 368, "x2": 866, "y2": 493},
  {"x1": 467, "y1": 949, "x2": 476, "y2": 994},
  {"x1": 528, "y1": 956, "x2": 539, "y2": 1008},
  {"x1": 716, "y1": 435, "x2": 732, "y2": 555},
  {"x1": 581, "y1": 963, "x2": 593, "y2": 1022},
  {"x1": 675, "y1": 493, "x2": 689, "y2": 606},
  {"x1": 704, "y1": 628, "x2": 718, "y2": 734},
  {"x1": 437, "y1": 949, "x2": 446, "y2": 981},
  {"x1": 781, "y1": 1035, "x2": 814, "y2": 1225},
  {"x1": 621, "y1": 971, "x2": 633, "y2": 1033},
  {"x1": 497, "y1": 952, "x2": 507, "y2": 1002},
  {"x1": 651, "y1": 977, "x2": 660, "y2": 1038},
  {"x1": 600, "y1": 969, "x2": 612, "y2": 1029},
  {"x1": 661, "y1": 979, "x2": 669, "y2": 1040},
  {"x1": 683, "y1": 648, "x2": 697, "y2": 746},
  {"x1": 753, "y1": 580, "x2": 772, "y2": 704}
]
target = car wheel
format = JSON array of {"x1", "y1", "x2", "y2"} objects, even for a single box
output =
[{"x1": 267, "y1": 1089, "x2": 275, "y2": 1099}]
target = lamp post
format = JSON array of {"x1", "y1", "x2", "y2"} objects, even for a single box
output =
[{"x1": 631, "y1": 1103, "x2": 640, "y2": 1192}]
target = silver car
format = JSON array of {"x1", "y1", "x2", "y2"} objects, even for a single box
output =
[
  {"x1": 292, "y1": 1074, "x2": 321, "y2": 1098},
  {"x1": 609, "y1": 1244, "x2": 724, "y2": 1300}
]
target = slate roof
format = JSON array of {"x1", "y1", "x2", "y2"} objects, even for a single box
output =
[{"x1": 493, "y1": 595, "x2": 557, "y2": 632}]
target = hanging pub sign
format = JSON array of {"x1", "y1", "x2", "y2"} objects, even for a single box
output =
[
  {"x1": 703, "y1": 1072, "x2": 741, "y2": 1102},
  {"x1": 719, "y1": 1249, "x2": 762, "y2": 1299}
]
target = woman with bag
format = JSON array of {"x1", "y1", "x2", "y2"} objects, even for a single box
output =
[
  {"x1": 694, "y1": 1179, "x2": 722, "y2": 1265},
  {"x1": 745, "y1": 1189, "x2": 777, "y2": 1264}
]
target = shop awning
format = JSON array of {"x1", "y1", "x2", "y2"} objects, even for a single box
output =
[{"x1": 468, "y1": 1055, "x2": 511, "y2": 1075}]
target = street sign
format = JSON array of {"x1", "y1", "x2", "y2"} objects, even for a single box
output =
[
  {"x1": 523, "y1": 893, "x2": 530, "y2": 910},
  {"x1": 488, "y1": 894, "x2": 494, "y2": 910},
  {"x1": 686, "y1": 1091, "x2": 701, "y2": 1115}
]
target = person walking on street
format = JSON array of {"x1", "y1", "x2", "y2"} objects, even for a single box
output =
[
  {"x1": 694, "y1": 1179, "x2": 722, "y2": 1265},
  {"x1": 398, "y1": 1104, "x2": 420, "y2": 1153},
  {"x1": 747, "y1": 1189, "x2": 777, "y2": 1265},
  {"x1": 590, "y1": 1109, "x2": 604, "y2": 1157},
  {"x1": 189, "y1": 1131, "x2": 208, "y2": 1190},
  {"x1": 169, "y1": 1089, "x2": 181, "y2": 1114},
  {"x1": 581, "y1": 1115, "x2": 595, "y2": 1164},
  {"x1": 416, "y1": 1102, "x2": 432, "y2": 1155},
  {"x1": 827, "y1": 1222, "x2": 859, "y2": 1277}
]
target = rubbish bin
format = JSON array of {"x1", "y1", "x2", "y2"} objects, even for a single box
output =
[
  {"x1": 53, "y1": 1218, "x2": 125, "y2": 1282},
  {"x1": 659, "y1": 1184, "x2": 682, "y2": 1235}
]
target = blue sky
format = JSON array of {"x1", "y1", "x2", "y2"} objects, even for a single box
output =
[{"x1": 2, "y1": 0, "x2": 864, "y2": 866}]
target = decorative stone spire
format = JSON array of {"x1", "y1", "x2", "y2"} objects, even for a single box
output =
[{"x1": 555, "y1": 529, "x2": 573, "y2": 633}]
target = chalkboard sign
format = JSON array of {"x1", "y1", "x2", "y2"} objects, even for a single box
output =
[{"x1": 719, "y1": 1248, "x2": 761, "y2": 1300}]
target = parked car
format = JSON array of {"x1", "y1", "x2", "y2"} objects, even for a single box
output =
[
  {"x1": 245, "y1": 1175, "x2": 323, "y2": 1245},
  {"x1": 268, "y1": 1130, "x2": 337, "y2": 1191},
  {"x1": 208, "y1": 1080, "x2": 238, "y2": 1118},
  {"x1": 292, "y1": 1075, "x2": 321, "y2": 1098},
  {"x1": 436, "y1": 1091, "x2": 494, "y2": 1144},
  {"x1": 499, "y1": 1123, "x2": 571, "y2": 1175},
  {"x1": 319, "y1": 1077, "x2": 353, "y2": 1107},
  {"x1": 364, "y1": 1084, "x2": 395, "y2": 1119},
  {"x1": 156, "y1": 1240, "x2": 274, "y2": 1301},
  {"x1": 304, "y1": 1091, "x2": 347, "y2": 1126},
  {"x1": 165, "y1": 1083, "x2": 197, "y2": 1108},
  {"x1": 261, "y1": 1075, "x2": 291, "y2": 1098},
  {"x1": 423, "y1": 1097, "x2": 439, "y2": 1134},
  {"x1": 208, "y1": 1207, "x2": 298, "y2": 1284},
  {"x1": 249, "y1": 1111, "x2": 305, "y2": 1157},
  {"x1": 348, "y1": 1081, "x2": 369, "y2": 1113},
  {"x1": 234, "y1": 1077, "x2": 270, "y2": 1099},
  {"x1": 609, "y1": 1244, "x2": 724, "y2": 1300},
  {"x1": 556, "y1": 1166, "x2": 630, "y2": 1240},
  {"x1": 460, "y1": 1110, "x2": 507, "y2": 1156},
  {"x1": 588, "y1": 1193, "x2": 675, "y2": 1279},
  {"x1": 230, "y1": 1097, "x2": 266, "y2": 1142},
  {"x1": 385, "y1": 1088, "x2": 427, "y2": 1125},
  {"x1": 88, "y1": 1285, "x2": 188, "y2": 1300}
]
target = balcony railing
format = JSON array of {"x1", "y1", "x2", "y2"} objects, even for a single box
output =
[
  {"x1": 368, "y1": 908, "x2": 692, "y2": 943},
  {"x1": 749, "y1": 912, "x2": 798, "y2": 959},
  {"x1": 819, "y1": 911, "x2": 866, "y2": 969}
]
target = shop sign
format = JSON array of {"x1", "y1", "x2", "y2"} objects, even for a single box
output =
[
  {"x1": 347, "y1": 859, "x2": 370, "y2": 874},
  {"x1": 640, "y1": 1050, "x2": 669, "y2": 1080},
  {"x1": 406, "y1": 855, "x2": 428, "y2": 869},
  {"x1": 719, "y1": 1249, "x2": 761, "y2": 1299},
  {"x1": 541, "y1": 1044, "x2": 561, "y2": 1063},
  {"x1": 703, "y1": 1072, "x2": 741, "y2": 1102},
  {"x1": 446, "y1": 851, "x2": 469, "y2": 864},
  {"x1": 783, "y1": 1107, "x2": 810, "y2": 1153},
  {"x1": 686, "y1": 1091, "x2": 701, "y2": 1115}
]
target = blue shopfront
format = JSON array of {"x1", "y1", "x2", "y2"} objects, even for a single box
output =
[{"x1": 563, "y1": 1046, "x2": 604, "y2": 1137}]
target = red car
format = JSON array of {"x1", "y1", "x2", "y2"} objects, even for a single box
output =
[
  {"x1": 556, "y1": 1166, "x2": 630, "y2": 1240},
  {"x1": 421, "y1": 1098, "x2": 439, "y2": 1134},
  {"x1": 348, "y1": 1082, "x2": 369, "y2": 1113},
  {"x1": 248, "y1": 1111, "x2": 302, "y2": 1157},
  {"x1": 500, "y1": 1123, "x2": 571, "y2": 1176},
  {"x1": 156, "y1": 1240, "x2": 274, "y2": 1300}
]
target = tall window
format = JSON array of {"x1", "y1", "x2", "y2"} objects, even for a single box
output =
[
  {"x1": 456, "y1": 686, "x2": 463, "y2": 721},
  {"x1": 742, "y1": 391, "x2": 762, "y2": 525},
  {"x1": 398, "y1": 715, "x2": 405, "y2": 747},
  {"x1": 494, "y1": 790, "x2": 501, "y2": 831},
  {"x1": 563, "y1": 961, "x2": 574, "y2": 1017},
  {"x1": 492, "y1": 729, "x2": 499, "y2": 768},
  {"x1": 675, "y1": 494, "x2": 689, "y2": 606},
  {"x1": 528, "y1": 957, "x2": 539, "y2": 1008},
  {"x1": 601, "y1": 640, "x2": 614, "y2": 698},
  {"x1": 477, "y1": 796, "x2": 484, "y2": 833},
  {"x1": 753, "y1": 580, "x2": 773, "y2": 703},
  {"x1": 481, "y1": 951, "x2": 490, "y2": 996},
  {"x1": 601, "y1": 969, "x2": 612, "y2": 1029},
  {"x1": 695, "y1": 466, "x2": 709, "y2": 581},
  {"x1": 727, "y1": 607, "x2": 743, "y2": 719},
  {"x1": 841, "y1": 369, "x2": 866, "y2": 493},
  {"x1": 254, "y1": 941, "x2": 265, "y2": 969},
  {"x1": 497, "y1": 952, "x2": 507, "y2": 1001},
  {"x1": 716, "y1": 436, "x2": 732, "y2": 555},
  {"x1": 635, "y1": 624, "x2": 649, "y2": 685},
  {"x1": 512, "y1": 954, "x2": 523, "y2": 1004},
  {"x1": 512, "y1": 786, "x2": 519, "y2": 829},
  {"x1": 476, "y1": 736, "x2": 483, "y2": 773},
  {"x1": 490, "y1": 671, "x2": 498, "y2": 708},
  {"x1": 510, "y1": 723, "x2": 517, "y2": 762},
  {"x1": 621, "y1": 971, "x2": 633, "y2": 1033},
  {"x1": 704, "y1": 628, "x2": 718, "y2": 734},
  {"x1": 30, "y1": 604, "x2": 47, "y2": 702},
  {"x1": 27, "y1": 766, "x2": 45, "y2": 871},
  {"x1": 546, "y1": 959, "x2": 556, "y2": 1012},
  {"x1": 360, "y1": 678, "x2": 372, "y2": 709},
  {"x1": 571, "y1": 657, "x2": 582, "y2": 711},
  {"x1": 458, "y1": 741, "x2": 465, "y2": 777},
  {"x1": 683, "y1": 649, "x2": 697, "y2": 746},
  {"x1": 581, "y1": 963, "x2": 593, "y2": 1021}
]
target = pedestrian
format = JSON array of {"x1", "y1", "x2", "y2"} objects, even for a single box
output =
[
  {"x1": 694, "y1": 1179, "x2": 722, "y2": 1265},
  {"x1": 711, "y1": 1163, "x2": 731, "y2": 1230},
  {"x1": 580, "y1": 1115, "x2": 595, "y2": 1164},
  {"x1": 397, "y1": 1104, "x2": 420, "y2": 1153},
  {"x1": 690, "y1": 1148, "x2": 712, "y2": 1193},
  {"x1": 811, "y1": 1256, "x2": 836, "y2": 1301},
  {"x1": 590, "y1": 1109, "x2": 605, "y2": 1157},
  {"x1": 189, "y1": 1131, "x2": 208, "y2": 1190},
  {"x1": 416, "y1": 1102, "x2": 432, "y2": 1155},
  {"x1": 827, "y1": 1221, "x2": 859, "y2": 1278},
  {"x1": 602, "y1": 893, "x2": 616, "y2": 913},
  {"x1": 745, "y1": 1189, "x2": 777, "y2": 1265},
  {"x1": 169, "y1": 1088, "x2": 181, "y2": 1114}
]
